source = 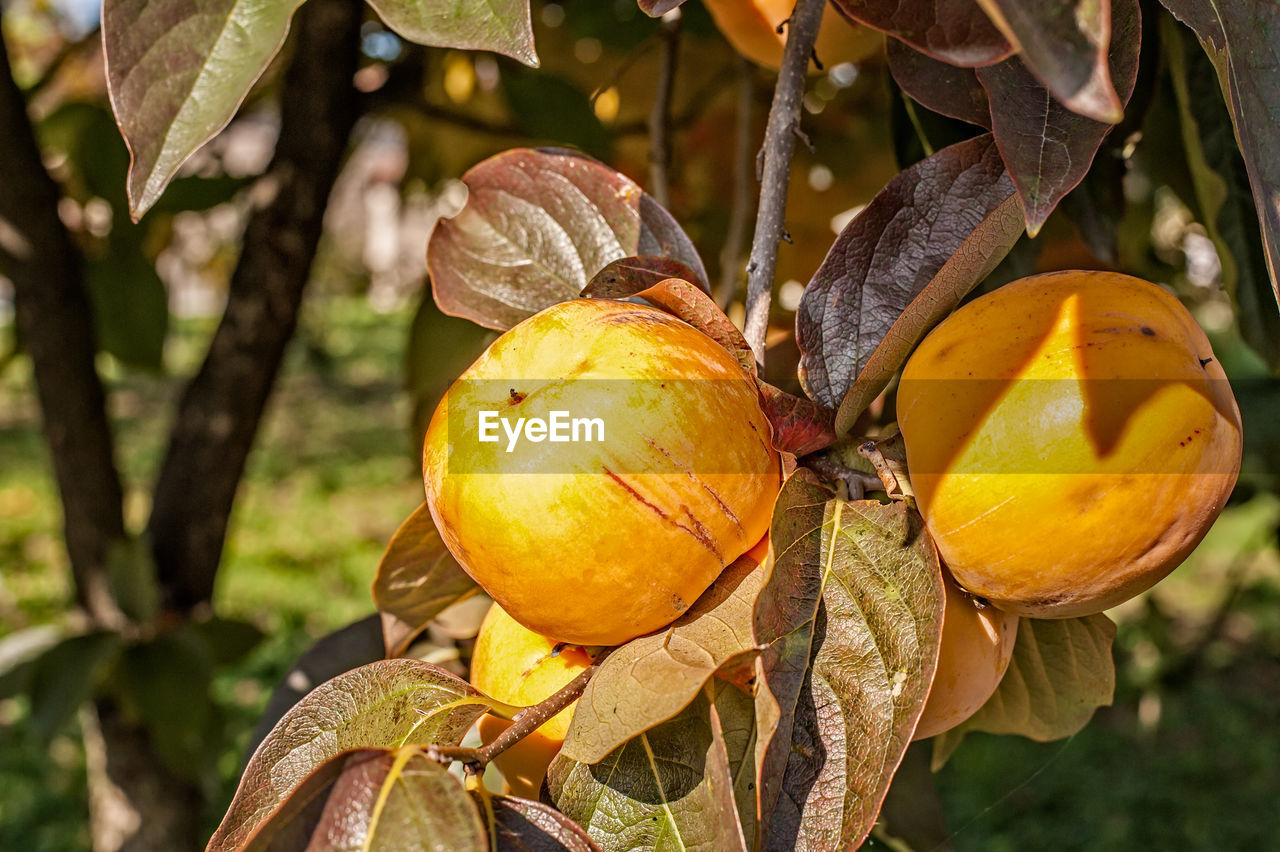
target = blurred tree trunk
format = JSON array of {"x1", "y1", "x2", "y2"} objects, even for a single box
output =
[
  {"x1": 3, "y1": 0, "x2": 363, "y2": 844},
  {"x1": 147, "y1": 0, "x2": 364, "y2": 613}
]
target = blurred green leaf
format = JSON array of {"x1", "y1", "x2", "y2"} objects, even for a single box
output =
[
  {"x1": 27, "y1": 631, "x2": 122, "y2": 742},
  {"x1": 0, "y1": 625, "x2": 62, "y2": 702},
  {"x1": 86, "y1": 249, "x2": 168, "y2": 370},
  {"x1": 930, "y1": 613, "x2": 1116, "y2": 770},
  {"x1": 187, "y1": 616, "x2": 265, "y2": 667},
  {"x1": 1164, "y1": 15, "x2": 1280, "y2": 369},
  {"x1": 501, "y1": 72, "x2": 612, "y2": 162},
  {"x1": 104, "y1": 536, "x2": 159, "y2": 623}
]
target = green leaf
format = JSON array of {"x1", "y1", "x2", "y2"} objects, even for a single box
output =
[
  {"x1": 930, "y1": 613, "x2": 1116, "y2": 770},
  {"x1": 1163, "y1": 13, "x2": 1280, "y2": 369},
  {"x1": 103, "y1": 535, "x2": 160, "y2": 622},
  {"x1": 795, "y1": 133, "x2": 1022, "y2": 432},
  {"x1": 1160, "y1": 0, "x2": 1280, "y2": 333},
  {"x1": 102, "y1": 0, "x2": 304, "y2": 218},
  {"x1": 27, "y1": 631, "x2": 122, "y2": 742},
  {"x1": 367, "y1": 0, "x2": 537, "y2": 66},
  {"x1": 978, "y1": 0, "x2": 1124, "y2": 122},
  {"x1": 502, "y1": 72, "x2": 611, "y2": 162},
  {"x1": 753, "y1": 470, "x2": 945, "y2": 849},
  {"x1": 0, "y1": 625, "x2": 61, "y2": 701},
  {"x1": 976, "y1": 0, "x2": 1141, "y2": 234},
  {"x1": 208, "y1": 659, "x2": 490, "y2": 850},
  {"x1": 561, "y1": 549, "x2": 767, "y2": 764},
  {"x1": 372, "y1": 503, "x2": 479, "y2": 658},
  {"x1": 306, "y1": 747, "x2": 486, "y2": 851},
  {"x1": 548, "y1": 679, "x2": 754, "y2": 852},
  {"x1": 85, "y1": 238, "x2": 169, "y2": 370},
  {"x1": 426, "y1": 148, "x2": 706, "y2": 330},
  {"x1": 478, "y1": 794, "x2": 602, "y2": 852},
  {"x1": 187, "y1": 616, "x2": 265, "y2": 667}
]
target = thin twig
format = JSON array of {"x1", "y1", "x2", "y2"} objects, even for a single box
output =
[
  {"x1": 429, "y1": 647, "x2": 614, "y2": 772},
  {"x1": 802, "y1": 454, "x2": 882, "y2": 501},
  {"x1": 716, "y1": 56, "x2": 756, "y2": 308},
  {"x1": 743, "y1": 0, "x2": 826, "y2": 366},
  {"x1": 649, "y1": 11, "x2": 682, "y2": 208}
]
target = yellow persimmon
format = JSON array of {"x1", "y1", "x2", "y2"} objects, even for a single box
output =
[
  {"x1": 897, "y1": 271, "x2": 1242, "y2": 618},
  {"x1": 424, "y1": 298, "x2": 780, "y2": 646},
  {"x1": 703, "y1": 0, "x2": 883, "y2": 71}
]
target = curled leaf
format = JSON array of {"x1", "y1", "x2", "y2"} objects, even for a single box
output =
[{"x1": 427, "y1": 149, "x2": 705, "y2": 330}]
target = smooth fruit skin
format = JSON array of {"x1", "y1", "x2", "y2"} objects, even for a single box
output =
[
  {"x1": 913, "y1": 569, "x2": 1018, "y2": 740},
  {"x1": 470, "y1": 603, "x2": 593, "y2": 800},
  {"x1": 424, "y1": 299, "x2": 780, "y2": 646},
  {"x1": 703, "y1": 0, "x2": 883, "y2": 71},
  {"x1": 898, "y1": 271, "x2": 1242, "y2": 618}
]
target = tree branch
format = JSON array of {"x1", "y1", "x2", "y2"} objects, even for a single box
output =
[
  {"x1": 648, "y1": 11, "x2": 682, "y2": 208},
  {"x1": 146, "y1": 0, "x2": 364, "y2": 612},
  {"x1": 743, "y1": 0, "x2": 826, "y2": 366},
  {"x1": 429, "y1": 647, "x2": 613, "y2": 772},
  {"x1": 716, "y1": 56, "x2": 757, "y2": 307},
  {"x1": 1, "y1": 27, "x2": 126, "y2": 627}
]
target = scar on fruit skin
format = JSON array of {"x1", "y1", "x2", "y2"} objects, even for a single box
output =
[{"x1": 508, "y1": 388, "x2": 526, "y2": 404}]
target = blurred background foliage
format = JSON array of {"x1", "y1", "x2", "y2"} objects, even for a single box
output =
[{"x1": 1, "y1": 0, "x2": 1278, "y2": 849}]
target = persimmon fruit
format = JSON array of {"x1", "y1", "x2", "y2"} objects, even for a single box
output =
[
  {"x1": 470, "y1": 603, "x2": 593, "y2": 800},
  {"x1": 424, "y1": 298, "x2": 781, "y2": 646},
  {"x1": 914, "y1": 569, "x2": 1019, "y2": 740},
  {"x1": 703, "y1": 0, "x2": 883, "y2": 71},
  {"x1": 897, "y1": 271, "x2": 1243, "y2": 618}
]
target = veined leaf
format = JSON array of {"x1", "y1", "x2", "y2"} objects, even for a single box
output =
[
  {"x1": 367, "y1": 0, "x2": 537, "y2": 66},
  {"x1": 479, "y1": 795, "x2": 602, "y2": 852},
  {"x1": 832, "y1": 0, "x2": 1013, "y2": 67}
]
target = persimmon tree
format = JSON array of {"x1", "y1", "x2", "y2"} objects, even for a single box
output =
[{"x1": 3, "y1": 0, "x2": 1277, "y2": 850}]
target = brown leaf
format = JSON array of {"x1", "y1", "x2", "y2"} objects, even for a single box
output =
[
  {"x1": 583, "y1": 256, "x2": 708, "y2": 297},
  {"x1": 756, "y1": 383, "x2": 837, "y2": 456},
  {"x1": 207, "y1": 660, "x2": 488, "y2": 851},
  {"x1": 305, "y1": 748, "x2": 486, "y2": 851},
  {"x1": 549, "y1": 680, "x2": 753, "y2": 852},
  {"x1": 371, "y1": 503, "x2": 478, "y2": 658},
  {"x1": 479, "y1": 795, "x2": 601, "y2": 852},
  {"x1": 977, "y1": 0, "x2": 1123, "y2": 122},
  {"x1": 753, "y1": 471, "x2": 945, "y2": 849},
  {"x1": 427, "y1": 149, "x2": 706, "y2": 330},
  {"x1": 930, "y1": 614, "x2": 1116, "y2": 769},
  {"x1": 977, "y1": 0, "x2": 1141, "y2": 234},
  {"x1": 833, "y1": 0, "x2": 1013, "y2": 66},
  {"x1": 638, "y1": 0, "x2": 688, "y2": 16},
  {"x1": 561, "y1": 548, "x2": 768, "y2": 764},
  {"x1": 887, "y1": 38, "x2": 991, "y2": 128},
  {"x1": 795, "y1": 133, "x2": 1022, "y2": 434}
]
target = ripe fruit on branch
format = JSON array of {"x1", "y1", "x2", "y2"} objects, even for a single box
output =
[
  {"x1": 897, "y1": 271, "x2": 1243, "y2": 618},
  {"x1": 424, "y1": 298, "x2": 781, "y2": 646},
  {"x1": 470, "y1": 603, "x2": 593, "y2": 800},
  {"x1": 703, "y1": 0, "x2": 883, "y2": 71},
  {"x1": 914, "y1": 569, "x2": 1018, "y2": 740}
]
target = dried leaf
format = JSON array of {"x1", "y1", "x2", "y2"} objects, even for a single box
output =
[
  {"x1": 796, "y1": 133, "x2": 1022, "y2": 433},
  {"x1": 977, "y1": 0, "x2": 1141, "y2": 234},
  {"x1": 208, "y1": 659, "x2": 489, "y2": 851},
  {"x1": 756, "y1": 384, "x2": 837, "y2": 456},
  {"x1": 584, "y1": 256, "x2": 708, "y2": 296},
  {"x1": 372, "y1": 503, "x2": 478, "y2": 658},
  {"x1": 753, "y1": 471, "x2": 945, "y2": 849},
  {"x1": 427, "y1": 149, "x2": 705, "y2": 330},
  {"x1": 832, "y1": 0, "x2": 1012, "y2": 67},
  {"x1": 887, "y1": 38, "x2": 992, "y2": 128},
  {"x1": 549, "y1": 680, "x2": 753, "y2": 852},
  {"x1": 930, "y1": 613, "x2": 1116, "y2": 769},
  {"x1": 977, "y1": 0, "x2": 1124, "y2": 122},
  {"x1": 102, "y1": 0, "x2": 302, "y2": 218},
  {"x1": 367, "y1": 0, "x2": 538, "y2": 66},
  {"x1": 562, "y1": 549, "x2": 768, "y2": 764}
]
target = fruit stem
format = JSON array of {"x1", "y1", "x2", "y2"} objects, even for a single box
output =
[
  {"x1": 428, "y1": 646, "x2": 615, "y2": 773},
  {"x1": 744, "y1": 0, "x2": 827, "y2": 366}
]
